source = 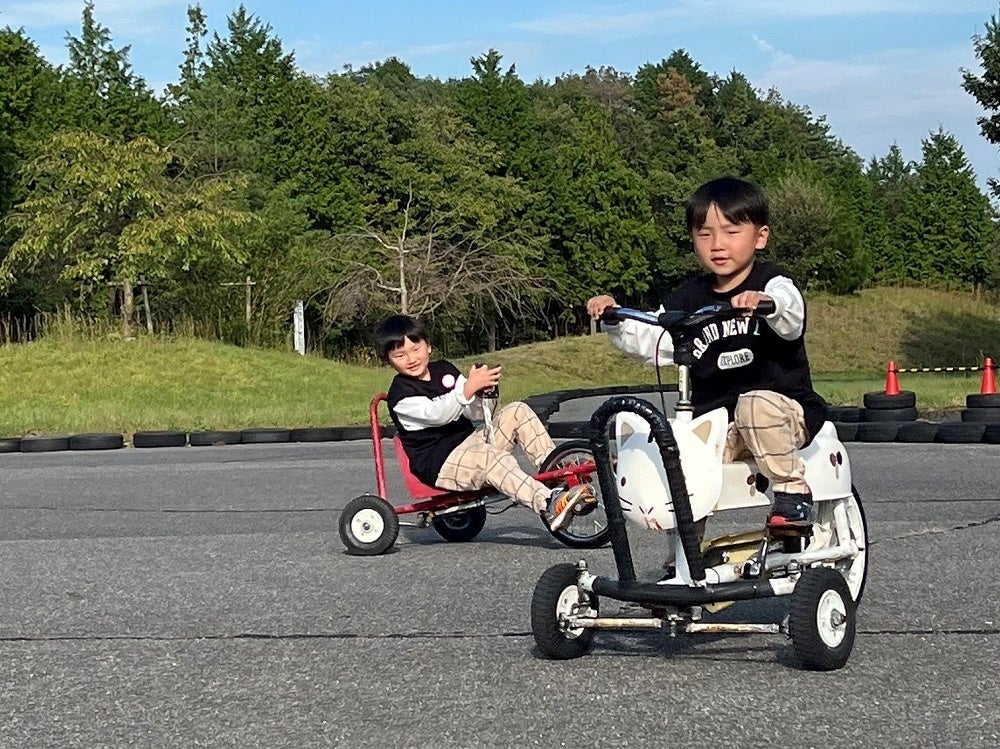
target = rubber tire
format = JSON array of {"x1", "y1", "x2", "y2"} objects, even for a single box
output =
[
  {"x1": 0, "y1": 437, "x2": 22, "y2": 453},
  {"x1": 339, "y1": 494, "x2": 399, "y2": 556},
  {"x1": 20, "y1": 435, "x2": 70, "y2": 452},
  {"x1": 133, "y1": 430, "x2": 187, "y2": 448},
  {"x1": 432, "y1": 506, "x2": 488, "y2": 542},
  {"x1": 540, "y1": 440, "x2": 611, "y2": 549},
  {"x1": 833, "y1": 422, "x2": 858, "y2": 442},
  {"x1": 789, "y1": 567, "x2": 856, "y2": 671},
  {"x1": 531, "y1": 563, "x2": 598, "y2": 660},
  {"x1": 827, "y1": 406, "x2": 862, "y2": 423},
  {"x1": 959, "y1": 407, "x2": 1000, "y2": 422},
  {"x1": 69, "y1": 433, "x2": 124, "y2": 450},
  {"x1": 240, "y1": 428, "x2": 291, "y2": 444},
  {"x1": 289, "y1": 427, "x2": 340, "y2": 442},
  {"x1": 935, "y1": 422, "x2": 985, "y2": 444},
  {"x1": 863, "y1": 406, "x2": 917, "y2": 422},
  {"x1": 863, "y1": 390, "x2": 916, "y2": 409},
  {"x1": 855, "y1": 422, "x2": 900, "y2": 442},
  {"x1": 895, "y1": 422, "x2": 939, "y2": 443},
  {"x1": 966, "y1": 393, "x2": 1000, "y2": 408},
  {"x1": 189, "y1": 430, "x2": 242, "y2": 446}
]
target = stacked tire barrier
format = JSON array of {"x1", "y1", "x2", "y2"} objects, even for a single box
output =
[{"x1": 961, "y1": 357, "x2": 1000, "y2": 444}]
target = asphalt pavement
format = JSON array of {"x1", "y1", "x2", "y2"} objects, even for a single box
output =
[{"x1": 0, "y1": 433, "x2": 998, "y2": 748}]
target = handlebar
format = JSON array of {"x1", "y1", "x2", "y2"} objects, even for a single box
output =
[{"x1": 600, "y1": 301, "x2": 776, "y2": 330}]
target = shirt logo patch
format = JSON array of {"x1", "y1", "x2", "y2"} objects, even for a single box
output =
[
  {"x1": 441, "y1": 373, "x2": 456, "y2": 388},
  {"x1": 717, "y1": 349, "x2": 754, "y2": 370}
]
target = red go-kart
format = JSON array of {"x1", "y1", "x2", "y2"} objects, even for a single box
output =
[{"x1": 338, "y1": 394, "x2": 611, "y2": 555}]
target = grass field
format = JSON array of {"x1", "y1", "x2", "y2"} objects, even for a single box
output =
[{"x1": 0, "y1": 287, "x2": 996, "y2": 437}]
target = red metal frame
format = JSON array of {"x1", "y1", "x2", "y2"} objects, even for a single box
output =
[{"x1": 369, "y1": 393, "x2": 596, "y2": 517}]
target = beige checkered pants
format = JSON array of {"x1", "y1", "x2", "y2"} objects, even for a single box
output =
[
  {"x1": 724, "y1": 390, "x2": 810, "y2": 495},
  {"x1": 434, "y1": 401, "x2": 556, "y2": 513}
]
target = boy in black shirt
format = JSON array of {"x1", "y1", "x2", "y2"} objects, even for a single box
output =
[
  {"x1": 586, "y1": 176, "x2": 826, "y2": 530},
  {"x1": 376, "y1": 314, "x2": 596, "y2": 532}
]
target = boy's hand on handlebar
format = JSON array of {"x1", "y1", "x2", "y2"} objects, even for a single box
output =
[
  {"x1": 586, "y1": 294, "x2": 618, "y2": 319},
  {"x1": 465, "y1": 363, "x2": 501, "y2": 399},
  {"x1": 730, "y1": 290, "x2": 773, "y2": 315}
]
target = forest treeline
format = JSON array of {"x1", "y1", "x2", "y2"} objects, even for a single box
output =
[{"x1": 3, "y1": 2, "x2": 1000, "y2": 357}]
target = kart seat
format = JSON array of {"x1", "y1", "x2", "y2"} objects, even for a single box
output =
[{"x1": 391, "y1": 435, "x2": 450, "y2": 499}]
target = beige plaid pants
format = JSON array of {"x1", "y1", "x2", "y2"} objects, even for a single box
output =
[
  {"x1": 434, "y1": 401, "x2": 556, "y2": 512},
  {"x1": 724, "y1": 390, "x2": 810, "y2": 495}
]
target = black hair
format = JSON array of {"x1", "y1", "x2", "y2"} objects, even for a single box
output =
[
  {"x1": 685, "y1": 176, "x2": 770, "y2": 232},
  {"x1": 375, "y1": 314, "x2": 430, "y2": 363}
]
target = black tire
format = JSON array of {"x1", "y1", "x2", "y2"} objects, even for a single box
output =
[
  {"x1": 69, "y1": 432, "x2": 124, "y2": 450},
  {"x1": 855, "y1": 422, "x2": 900, "y2": 442},
  {"x1": 966, "y1": 392, "x2": 1000, "y2": 408},
  {"x1": 935, "y1": 422, "x2": 985, "y2": 444},
  {"x1": 133, "y1": 430, "x2": 187, "y2": 448},
  {"x1": 895, "y1": 422, "x2": 939, "y2": 443},
  {"x1": 289, "y1": 427, "x2": 341, "y2": 442},
  {"x1": 789, "y1": 567, "x2": 856, "y2": 671},
  {"x1": 339, "y1": 495, "x2": 399, "y2": 556},
  {"x1": 189, "y1": 430, "x2": 242, "y2": 447},
  {"x1": 0, "y1": 437, "x2": 22, "y2": 453},
  {"x1": 833, "y1": 422, "x2": 858, "y2": 442},
  {"x1": 540, "y1": 440, "x2": 610, "y2": 549},
  {"x1": 432, "y1": 506, "x2": 487, "y2": 542},
  {"x1": 20, "y1": 435, "x2": 70, "y2": 452},
  {"x1": 531, "y1": 563, "x2": 598, "y2": 660},
  {"x1": 863, "y1": 390, "x2": 916, "y2": 409},
  {"x1": 983, "y1": 423, "x2": 1000, "y2": 444},
  {"x1": 240, "y1": 428, "x2": 291, "y2": 444},
  {"x1": 339, "y1": 426, "x2": 371, "y2": 441},
  {"x1": 827, "y1": 406, "x2": 862, "y2": 423},
  {"x1": 959, "y1": 407, "x2": 1000, "y2": 423},
  {"x1": 810, "y1": 487, "x2": 869, "y2": 603},
  {"x1": 863, "y1": 406, "x2": 917, "y2": 422}
]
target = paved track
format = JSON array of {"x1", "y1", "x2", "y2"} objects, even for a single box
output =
[{"x1": 1, "y1": 435, "x2": 998, "y2": 748}]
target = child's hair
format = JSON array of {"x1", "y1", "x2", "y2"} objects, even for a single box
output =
[
  {"x1": 375, "y1": 314, "x2": 430, "y2": 363},
  {"x1": 685, "y1": 176, "x2": 770, "y2": 232}
]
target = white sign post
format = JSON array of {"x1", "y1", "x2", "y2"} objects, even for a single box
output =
[{"x1": 293, "y1": 300, "x2": 305, "y2": 355}]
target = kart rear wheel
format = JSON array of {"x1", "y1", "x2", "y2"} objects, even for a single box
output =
[
  {"x1": 540, "y1": 440, "x2": 610, "y2": 549},
  {"x1": 810, "y1": 487, "x2": 869, "y2": 603},
  {"x1": 432, "y1": 506, "x2": 487, "y2": 542},
  {"x1": 789, "y1": 567, "x2": 856, "y2": 671},
  {"x1": 531, "y1": 563, "x2": 598, "y2": 660},
  {"x1": 339, "y1": 494, "x2": 399, "y2": 556}
]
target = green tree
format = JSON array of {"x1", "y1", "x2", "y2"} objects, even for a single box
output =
[
  {"x1": 1, "y1": 131, "x2": 252, "y2": 337},
  {"x1": 899, "y1": 130, "x2": 996, "y2": 288},
  {"x1": 60, "y1": 1, "x2": 174, "y2": 141},
  {"x1": 962, "y1": 12, "x2": 1000, "y2": 199}
]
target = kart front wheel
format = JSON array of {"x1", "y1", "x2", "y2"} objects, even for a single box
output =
[
  {"x1": 531, "y1": 563, "x2": 598, "y2": 660},
  {"x1": 339, "y1": 494, "x2": 399, "y2": 556},
  {"x1": 432, "y1": 506, "x2": 487, "y2": 542},
  {"x1": 789, "y1": 567, "x2": 856, "y2": 671}
]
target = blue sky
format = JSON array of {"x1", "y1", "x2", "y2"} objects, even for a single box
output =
[{"x1": 3, "y1": 1, "x2": 999, "y2": 191}]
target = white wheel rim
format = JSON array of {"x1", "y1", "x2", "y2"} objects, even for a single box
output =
[
  {"x1": 816, "y1": 589, "x2": 848, "y2": 647},
  {"x1": 555, "y1": 584, "x2": 585, "y2": 639},
  {"x1": 350, "y1": 508, "x2": 385, "y2": 544}
]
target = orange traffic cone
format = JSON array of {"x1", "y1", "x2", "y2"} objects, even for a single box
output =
[
  {"x1": 884, "y1": 360, "x2": 900, "y2": 396},
  {"x1": 981, "y1": 357, "x2": 997, "y2": 395}
]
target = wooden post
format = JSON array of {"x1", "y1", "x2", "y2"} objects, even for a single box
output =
[
  {"x1": 139, "y1": 274, "x2": 153, "y2": 334},
  {"x1": 245, "y1": 274, "x2": 252, "y2": 325}
]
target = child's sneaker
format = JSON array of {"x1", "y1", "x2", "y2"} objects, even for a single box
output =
[
  {"x1": 767, "y1": 492, "x2": 814, "y2": 531},
  {"x1": 543, "y1": 485, "x2": 597, "y2": 532}
]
